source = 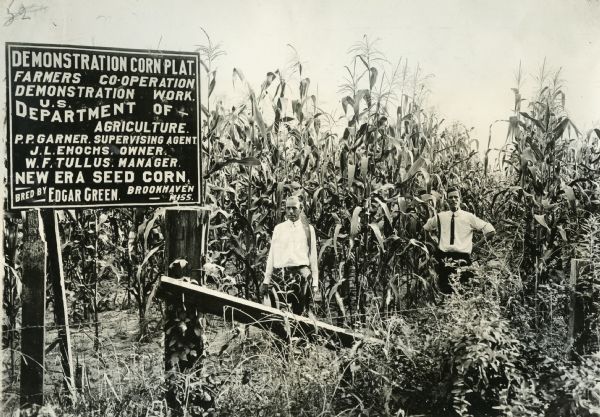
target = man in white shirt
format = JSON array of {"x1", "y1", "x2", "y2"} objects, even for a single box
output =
[
  {"x1": 260, "y1": 196, "x2": 318, "y2": 315},
  {"x1": 423, "y1": 187, "x2": 495, "y2": 294}
]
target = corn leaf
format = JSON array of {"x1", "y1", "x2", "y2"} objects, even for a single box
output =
[
  {"x1": 204, "y1": 157, "x2": 261, "y2": 178},
  {"x1": 368, "y1": 223, "x2": 385, "y2": 252},
  {"x1": 533, "y1": 214, "x2": 551, "y2": 232},
  {"x1": 408, "y1": 238, "x2": 429, "y2": 256},
  {"x1": 208, "y1": 70, "x2": 216, "y2": 97},
  {"x1": 405, "y1": 156, "x2": 428, "y2": 179},
  {"x1": 251, "y1": 93, "x2": 268, "y2": 139},
  {"x1": 261, "y1": 71, "x2": 276, "y2": 91},
  {"x1": 340, "y1": 147, "x2": 348, "y2": 173},
  {"x1": 520, "y1": 112, "x2": 544, "y2": 131},
  {"x1": 300, "y1": 78, "x2": 310, "y2": 99},
  {"x1": 342, "y1": 96, "x2": 354, "y2": 115},
  {"x1": 312, "y1": 186, "x2": 325, "y2": 203},
  {"x1": 96, "y1": 213, "x2": 108, "y2": 232},
  {"x1": 348, "y1": 163, "x2": 356, "y2": 186},
  {"x1": 333, "y1": 285, "x2": 346, "y2": 314},
  {"x1": 354, "y1": 89, "x2": 370, "y2": 115},
  {"x1": 552, "y1": 117, "x2": 570, "y2": 139},
  {"x1": 232, "y1": 67, "x2": 246, "y2": 86},
  {"x1": 360, "y1": 156, "x2": 368, "y2": 178},
  {"x1": 418, "y1": 167, "x2": 430, "y2": 185},
  {"x1": 333, "y1": 223, "x2": 342, "y2": 257},
  {"x1": 374, "y1": 183, "x2": 395, "y2": 194},
  {"x1": 143, "y1": 208, "x2": 165, "y2": 252},
  {"x1": 358, "y1": 55, "x2": 369, "y2": 70},
  {"x1": 201, "y1": 104, "x2": 209, "y2": 117},
  {"x1": 568, "y1": 119, "x2": 581, "y2": 137},
  {"x1": 350, "y1": 207, "x2": 362, "y2": 236},
  {"x1": 562, "y1": 185, "x2": 576, "y2": 202},
  {"x1": 507, "y1": 115, "x2": 520, "y2": 139},
  {"x1": 318, "y1": 238, "x2": 333, "y2": 262},
  {"x1": 369, "y1": 67, "x2": 378, "y2": 90},
  {"x1": 136, "y1": 244, "x2": 163, "y2": 282},
  {"x1": 397, "y1": 196, "x2": 409, "y2": 213},
  {"x1": 521, "y1": 147, "x2": 537, "y2": 169},
  {"x1": 374, "y1": 197, "x2": 393, "y2": 225}
]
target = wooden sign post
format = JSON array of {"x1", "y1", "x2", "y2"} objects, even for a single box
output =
[
  {"x1": 163, "y1": 208, "x2": 207, "y2": 414},
  {"x1": 20, "y1": 210, "x2": 46, "y2": 408},
  {"x1": 40, "y1": 210, "x2": 76, "y2": 401}
]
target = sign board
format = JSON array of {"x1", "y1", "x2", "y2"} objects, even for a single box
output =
[{"x1": 6, "y1": 43, "x2": 201, "y2": 209}]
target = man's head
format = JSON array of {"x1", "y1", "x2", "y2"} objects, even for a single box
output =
[
  {"x1": 285, "y1": 196, "x2": 302, "y2": 222},
  {"x1": 446, "y1": 187, "x2": 461, "y2": 212}
]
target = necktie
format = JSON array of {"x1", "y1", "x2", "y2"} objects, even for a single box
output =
[{"x1": 450, "y1": 213, "x2": 455, "y2": 245}]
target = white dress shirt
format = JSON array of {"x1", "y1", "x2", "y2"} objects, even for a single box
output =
[
  {"x1": 424, "y1": 209, "x2": 495, "y2": 254},
  {"x1": 263, "y1": 219, "x2": 319, "y2": 289}
]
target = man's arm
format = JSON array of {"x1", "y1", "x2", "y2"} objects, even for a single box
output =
[
  {"x1": 423, "y1": 216, "x2": 437, "y2": 232},
  {"x1": 470, "y1": 214, "x2": 495, "y2": 251},
  {"x1": 471, "y1": 213, "x2": 495, "y2": 235},
  {"x1": 264, "y1": 244, "x2": 274, "y2": 284},
  {"x1": 423, "y1": 215, "x2": 440, "y2": 245},
  {"x1": 309, "y1": 225, "x2": 318, "y2": 290},
  {"x1": 260, "y1": 226, "x2": 277, "y2": 295}
]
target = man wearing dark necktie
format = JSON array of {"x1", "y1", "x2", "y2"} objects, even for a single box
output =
[{"x1": 423, "y1": 187, "x2": 495, "y2": 294}]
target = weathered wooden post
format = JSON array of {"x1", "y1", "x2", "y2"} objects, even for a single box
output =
[
  {"x1": 20, "y1": 210, "x2": 46, "y2": 409},
  {"x1": 163, "y1": 207, "x2": 207, "y2": 414},
  {"x1": 3, "y1": 210, "x2": 20, "y2": 381},
  {"x1": 41, "y1": 209, "x2": 76, "y2": 401}
]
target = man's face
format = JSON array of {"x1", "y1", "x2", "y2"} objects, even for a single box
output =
[
  {"x1": 285, "y1": 201, "x2": 301, "y2": 222},
  {"x1": 447, "y1": 191, "x2": 461, "y2": 211}
]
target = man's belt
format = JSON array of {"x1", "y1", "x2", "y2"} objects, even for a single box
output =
[
  {"x1": 435, "y1": 249, "x2": 471, "y2": 256},
  {"x1": 276, "y1": 265, "x2": 309, "y2": 272}
]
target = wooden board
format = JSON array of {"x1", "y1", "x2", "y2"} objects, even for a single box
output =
[{"x1": 158, "y1": 276, "x2": 382, "y2": 348}]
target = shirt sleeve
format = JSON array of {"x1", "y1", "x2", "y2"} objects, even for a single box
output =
[
  {"x1": 470, "y1": 213, "x2": 495, "y2": 234},
  {"x1": 309, "y1": 225, "x2": 319, "y2": 289},
  {"x1": 423, "y1": 216, "x2": 437, "y2": 232},
  {"x1": 263, "y1": 226, "x2": 277, "y2": 284}
]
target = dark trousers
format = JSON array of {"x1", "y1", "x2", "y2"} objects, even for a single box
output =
[
  {"x1": 434, "y1": 250, "x2": 472, "y2": 294},
  {"x1": 268, "y1": 266, "x2": 313, "y2": 316}
]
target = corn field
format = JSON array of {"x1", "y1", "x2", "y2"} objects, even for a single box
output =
[{"x1": 3, "y1": 30, "x2": 600, "y2": 417}]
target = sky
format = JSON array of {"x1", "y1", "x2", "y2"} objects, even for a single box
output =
[{"x1": 1, "y1": 0, "x2": 600, "y2": 152}]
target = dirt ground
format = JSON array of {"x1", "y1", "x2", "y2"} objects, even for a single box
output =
[{"x1": 2, "y1": 303, "x2": 237, "y2": 414}]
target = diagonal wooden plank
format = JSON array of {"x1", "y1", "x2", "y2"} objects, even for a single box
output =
[{"x1": 158, "y1": 276, "x2": 382, "y2": 348}]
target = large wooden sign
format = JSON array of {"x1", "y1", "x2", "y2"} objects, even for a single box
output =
[{"x1": 6, "y1": 43, "x2": 201, "y2": 209}]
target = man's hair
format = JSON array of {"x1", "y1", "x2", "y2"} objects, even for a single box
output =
[
  {"x1": 447, "y1": 186, "x2": 461, "y2": 195},
  {"x1": 285, "y1": 195, "x2": 302, "y2": 207}
]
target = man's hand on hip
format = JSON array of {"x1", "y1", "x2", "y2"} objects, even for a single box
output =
[
  {"x1": 312, "y1": 286, "x2": 321, "y2": 302},
  {"x1": 299, "y1": 266, "x2": 311, "y2": 278}
]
